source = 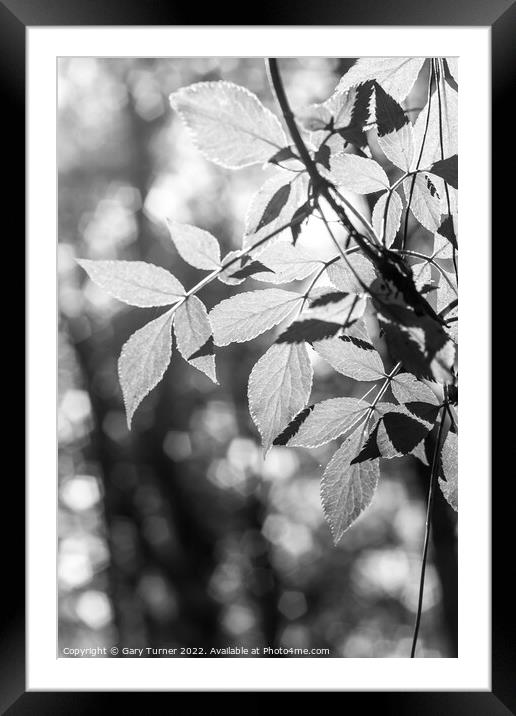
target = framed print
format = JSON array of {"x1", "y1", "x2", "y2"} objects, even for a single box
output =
[{"x1": 3, "y1": 0, "x2": 513, "y2": 710}]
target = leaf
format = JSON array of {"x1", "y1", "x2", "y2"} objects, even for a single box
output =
[
  {"x1": 374, "y1": 82, "x2": 408, "y2": 136},
  {"x1": 404, "y1": 173, "x2": 442, "y2": 233},
  {"x1": 218, "y1": 251, "x2": 246, "y2": 286},
  {"x1": 273, "y1": 405, "x2": 315, "y2": 446},
  {"x1": 306, "y1": 291, "x2": 367, "y2": 324},
  {"x1": 350, "y1": 421, "x2": 382, "y2": 464},
  {"x1": 420, "y1": 283, "x2": 438, "y2": 296},
  {"x1": 118, "y1": 309, "x2": 174, "y2": 428},
  {"x1": 268, "y1": 146, "x2": 298, "y2": 165},
  {"x1": 374, "y1": 83, "x2": 414, "y2": 171},
  {"x1": 169, "y1": 81, "x2": 287, "y2": 169},
  {"x1": 375, "y1": 406, "x2": 433, "y2": 458},
  {"x1": 379, "y1": 122, "x2": 415, "y2": 172},
  {"x1": 404, "y1": 401, "x2": 441, "y2": 425},
  {"x1": 229, "y1": 260, "x2": 274, "y2": 280},
  {"x1": 428, "y1": 154, "x2": 458, "y2": 190},
  {"x1": 438, "y1": 298, "x2": 458, "y2": 320},
  {"x1": 243, "y1": 172, "x2": 310, "y2": 250},
  {"x1": 391, "y1": 373, "x2": 440, "y2": 405},
  {"x1": 248, "y1": 241, "x2": 320, "y2": 284},
  {"x1": 303, "y1": 87, "x2": 357, "y2": 134},
  {"x1": 341, "y1": 333, "x2": 375, "y2": 352},
  {"x1": 379, "y1": 414, "x2": 429, "y2": 456},
  {"x1": 377, "y1": 305, "x2": 456, "y2": 383},
  {"x1": 329, "y1": 154, "x2": 389, "y2": 194},
  {"x1": 166, "y1": 219, "x2": 221, "y2": 271},
  {"x1": 351, "y1": 81, "x2": 375, "y2": 125},
  {"x1": 255, "y1": 183, "x2": 292, "y2": 232},
  {"x1": 412, "y1": 83, "x2": 458, "y2": 169},
  {"x1": 210, "y1": 288, "x2": 302, "y2": 346},
  {"x1": 297, "y1": 104, "x2": 333, "y2": 133},
  {"x1": 356, "y1": 402, "x2": 435, "y2": 461},
  {"x1": 445, "y1": 58, "x2": 458, "y2": 85},
  {"x1": 412, "y1": 260, "x2": 434, "y2": 293},
  {"x1": 314, "y1": 144, "x2": 331, "y2": 170},
  {"x1": 173, "y1": 295, "x2": 217, "y2": 382},
  {"x1": 326, "y1": 253, "x2": 376, "y2": 293},
  {"x1": 248, "y1": 342, "x2": 313, "y2": 453},
  {"x1": 188, "y1": 336, "x2": 214, "y2": 361},
  {"x1": 167, "y1": 225, "x2": 221, "y2": 275},
  {"x1": 277, "y1": 318, "x2": 345, "y2": 344},
  {"x1": 313, "y1": 335, "x2": 385, "y2": 382},
  {"x1": 436, "y1": 216, "x2": 457, "y2": 251},
  {"x1": 288, "y1": 397, "x2": 370, "y2": 448},
  {"x1": 372, "y1": 190, "x2": 403, "y2": 247},
  {"x1": 321, "y1": 429, "x2": 380, "y2": 543},
  {"x1": 411, "y1": 440, "x2": 429, "y2": 466},
  {"x1": 439, "y1": 431, "x2": 458, "y2": 511},
  {"x1": 310, "y1": 291, "x2": 349, "y2": 308},
  {"x1": 435, "y1": 268, "x2": 457, "y2": 313},
  {"x1": 77, "y1": 259, "x2": 185, "y2": 307},
  {"x1": 336, "y1": 57, "x2": 426, "y2": 103},
  {"x1": 308, "y1": 83, "x2": 375, "y2": 151},
  {"x1": 291, "y1": 201, "x2": 312, "y2": 245},
  {"x1": 347, "y1": 81, "x2": 375, "y2": 147},
  {"x1": 436, "y1": 271, "x2": 458, "y2": 343}
]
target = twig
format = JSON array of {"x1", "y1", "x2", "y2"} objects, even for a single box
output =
[
  {"x1": 327, "y1": 185, "x2": 380, "y2": 246},
  {"x1": 381, "y1": 174, "x2": 409, "y2": 246},
  {"x1": 266, "y1": 57, "x2": 446, "y2": 331},
  {"x1": 410, "y1": 404, "x2": 447, "y2": 657},
  {"x1": 300, "y1": 255, "x2": 341, "y2": 310},
  {"x1": 402, "y1": 60, "x2": 435, "y2": 251},
  {"x1": 177, "y1": 212, "x2": 310, "y2": 306},
  {"x1": 435, "y1": 58, "x2": 458, "y2": 280},
  {"x1": 391, "y1": 249, "x2": 457, "y2": 295},
  {"x1": 267, "y1": 58, "x2": 382, "y2": 257},
  {"x1": 359, "y1": 362, "x2": 402, "y2": 439},
  {"x1": 315, "y1": 202, "x2": 373, "y2": 296}
]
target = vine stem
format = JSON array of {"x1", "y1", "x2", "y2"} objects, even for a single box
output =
[
  {"x1": 359, "y1": 361, "x2": 402, "y2": 440},
  {"x1": 315, "y1": 201, "x2": 373, "y2": 295},
  {"x1": 266, "y1": 57, "x2": 447, "y2": 333},
  {"x1": 410, "y1": 404, "x2": 448, "y2": 657},
  {"x1": 381, "y1": 172, "x2": 411, "y2": 246},
  {"x1": 299, "y1": 254, "x2": 342, "y2": 311},
  {"x1": 267, "y1": 58, "x2": 382, "y2": 255},
  {"x1": 434, "y1": 58, "x2": 458, "y2": 280},
  {"x1": 391, "y1": 249, "x2": 458, "y2": 295},
  {"x1": 169, "y1": 211, "x2": 310, "y2": 311},
  {"x1": 327, "y1": 185, "x2": 379, "y2": 246},
  {"x1": 401, "y1": 60, "x2": 435, "y2": 251}
]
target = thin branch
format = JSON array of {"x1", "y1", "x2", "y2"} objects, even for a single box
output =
[
  {"x1": 300, "y1": 255, "x2": 341, "y2": 311},
  {"x1": 402, "y1": 61, "x2": 435, "y2": 251},
  {"x1": 392, "y1": 248, "x2": 458, "y2": 295},
  {"x1": 165, "y1": 212, "x2": 313, "y2": 313},
  {"x1": 410, "y1": 405, "x2": 448, "y2": 658},
  {"x1": 381, "y1": 171, "x2": 411, "y2": 246},
  {"x1": 328, "y1": 185, "x2": 380, "y2": 246},
  {"x1": 359, "y1": 362, "x2": 402, "y2": 440},
  {"x1": 267, "y1": 58, "x2": 382, "y2": 256},
  {"x1": 267, "y1": 58, "x2": 321, "y2": 188},
  {"x1": 435, "y1": 58, "x2": 458, "y2": 280},
  {"x1": 266, "y1": 58, "x2": 449, "y2": 330},
  {"x1": 315, "y1": 202, "x2": 372, "y2": 295}
]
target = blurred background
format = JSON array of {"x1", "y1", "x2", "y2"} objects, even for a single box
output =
[{"x1": 58, "y1": 57, "x2": 457, "y2": 658}]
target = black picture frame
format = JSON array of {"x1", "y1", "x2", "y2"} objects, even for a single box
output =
[{"x1": 5, "y1": 0, "x2": 512, "y2": 711}]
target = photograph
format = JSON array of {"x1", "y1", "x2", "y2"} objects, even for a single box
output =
[{"x1": 58, "y1": 55, "x2": 459, "y2": 660}]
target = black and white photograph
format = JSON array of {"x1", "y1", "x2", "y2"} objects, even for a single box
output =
[
  {"x1": 58, "y1": 55, "x2": 459, "y2": 660},
  {"x1": 9, "y1": 5, "x2": 508, "y2": 705}
]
